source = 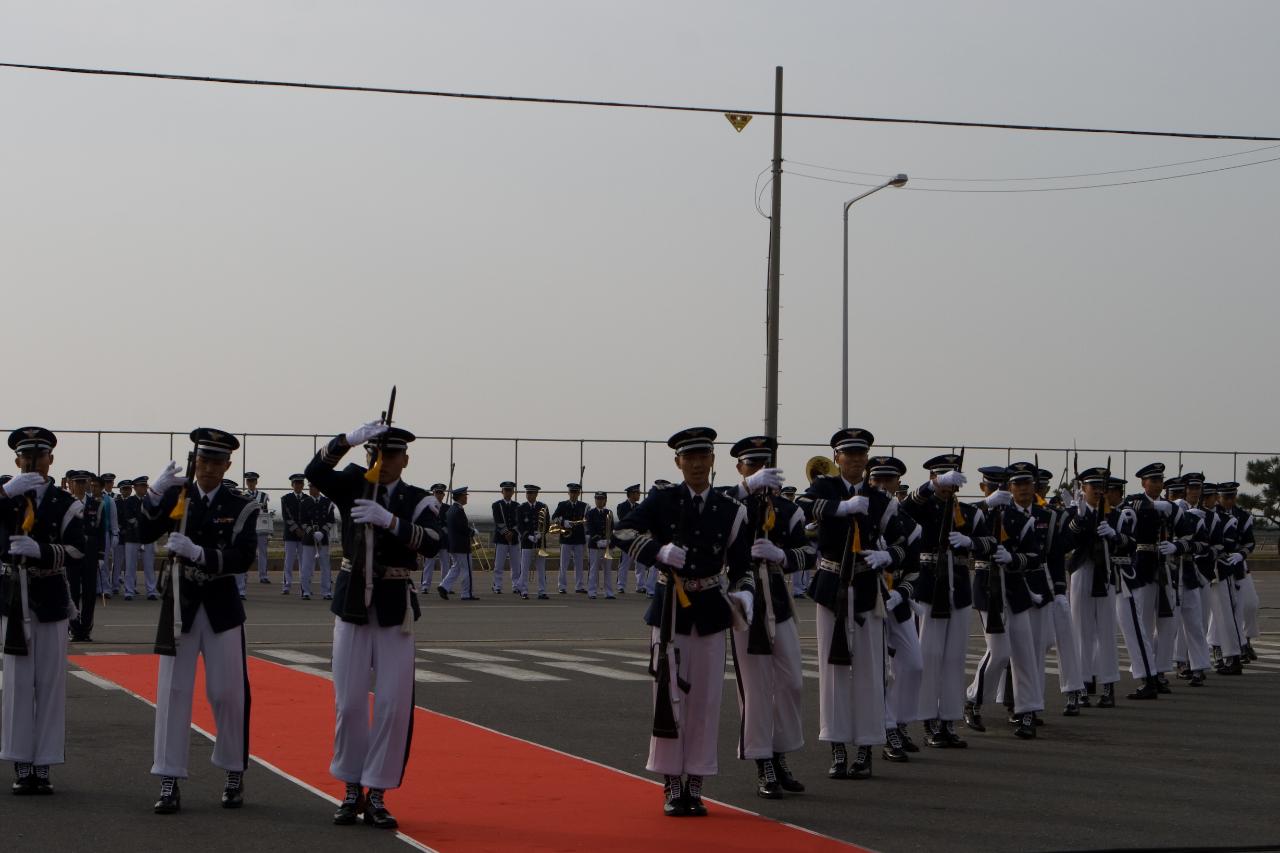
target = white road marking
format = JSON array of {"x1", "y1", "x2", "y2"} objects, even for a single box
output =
[
  {"x1": 257, "y1": 649, "x2": 330, "y2": 665},
  {"x1": 504, "y1": 649, "x2": 604, "y2": 662},
  {"x1": 423, "y1": 648, "x2": 520, "y2": 662},
  {"x1": 448, "y1": 662, "x2": 566, "y2": 682},
  {"x1": 535, "y1": 661, "x2": 651, "y2": 681},
  {"x1": 415, "y1": 669, "x2": 469, "y2": 684},
  {"x1": 70, "y1": 670, "x2": 123, "y2": 691}
]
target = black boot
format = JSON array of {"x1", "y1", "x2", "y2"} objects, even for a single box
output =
[
  {"x1": 882, "y1": 727, "x2": 908, "y2": 762},
  {"x1": 684, "y1": 776, "x2": 707, "y2": 816},
  {"x1": 333, "y1": 783, "x2": 365, "y2": 824},
  {"x1": 11, "y1": 763, "x2": 35, "y2": 795},
  {"x1": 1244, "y1": 642, "x2": 1258, "y2": 662},
  {"x1": 828, "y1": 743, "x2": 849, "y2": 779},
  {"x1": 897, "y1": 726, "x2": 919, "y2": 753},
  {"x1": 1175, "y1": 661, "x2": 1191, "y2": 680},
  {"x1": 1032, "y1": 712, "x2": 1044, "y2": 727},
  {"x1": 362, "y1": 788, "x2": 398, "y2": 829},
  {"x1": 1127, "y1": 677, "x2": 1159, "y2": 700},
  {"x1": 1155, "y1": 673, "x2": 1172, "y2": 694},
  {"x1": 1078, "y1": 688, "x2": 1092, "y2": 708},
  {"x1": 221, "y1": 770, "x2": 244, "y2": 809},
  {"x1": 1013, "y1": 713, "x2": 1036, "y2": 739},
  {"x1": 1098, "y1": 682, "x2": 1115, "y2": 708},
  {"x1": 944, "y1": 720, "x2": 968, "y2": 748},
  {"x1": 755, "y1": 758, "x2": 783, "y2": 799},
  {"x1": 963, "y1": 702, "x2": 986, "y2": 732},
  {"x1": 32, "y1": 765, "x2": 53, "y2": 795},
  {"x1": 1064, "y1": 692, "x2": 1080, "y2": 716},
  {"x1": 774, "y1": 753, "x2": 805, "y2": 793},
  {"x1": 154, "y1": 777, "x2": 181, "y2": 814},
  {"x1": 1189, "y1": 670, "x2": 1206, "y2": 687},
  {"x1": 662, "y1": 775, "x2": 686, "y2": 817},
  {"x1": 849, "y1": 745, "x2": 872, "y2": 779},
  {"x1": 925, "y1": 718, "x2": 949, "y2": 748},
  {"x1": 1220, "y1": 656, "x2": 1243, "y2": 675}
]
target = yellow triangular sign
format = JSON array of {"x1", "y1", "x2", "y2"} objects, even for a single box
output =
[{"x1": 725, "y1": 113, "x2": 752, "y2": 132}]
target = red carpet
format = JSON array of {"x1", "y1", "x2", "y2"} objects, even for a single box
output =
[{"x1": 71, "y1": 654, "x2": 870, "y2": 853}]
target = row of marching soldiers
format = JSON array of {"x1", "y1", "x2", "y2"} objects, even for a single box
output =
[{"x1": 618, "y1": 427, "x2": 1260, "y2": 817}]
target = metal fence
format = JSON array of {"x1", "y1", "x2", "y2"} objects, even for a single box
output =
[{"x1": 9, "y1": 428, "x2": 1279, "y2": 507}]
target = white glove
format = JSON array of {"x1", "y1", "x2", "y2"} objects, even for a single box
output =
[
  {"x1": 1153, "y1": 500, "x2": 1173, "y2": 516},
  {"x1": 152, "y1": 460, "x2": 185, "y2": 494},
  {"x1": 728, "y1": 590, "x2": 754, "y2": 625},
  {"x1": 1188, "y1": 507, "x2": 1205, "y2": 520},
  {"x1": 1175, "y1": 499, "x2": 1190, "y2": 511},
  {"x1": 1054, "y1": 594, "x2": 1069, "y2": 608},
  {"x1": 1096, "y1": 520, "x2": 1116, "y2": 539},
  {"x1": 1157, "y1": 541, "x2": 1178, "y2": 556},
  {"x1": 984, "y1": 489, "x2": 1012, "y2": 507},
  {"x1": 1225, "y1": 553, "x2": 1245, "y2": 566},
  {"x1": 1029, "y1": 591, "x2": 1045, "y2": 605},
  {"x1": 351, "y1": 498, "x2": 395, "y2": 529},
  {"x1": 835, "y1": 495, "x2": 869, "y2": 516},
  {"x1": 948, "y1": 531, "x2": 973, "y2": 550},
  {"x1": 656, "y1": 543, "x2": 686, "y2": 568},
  {"x1": 936, "y1": 470, "x2": 967, "y2": 490},
  {"x1": 165, "y1": 532, "x2": 204, "y2": 564},
  {"x1": 594, "y1": 539, "x2": 608, "y2": 549},
  {"x1": 345, "y1": 420, "x2": 388, "y2": 447},
  {"x1": 7, "y1": 535, "x2": 40, "y2": 559},
  {"x1": 2, "y1": 471, "x2": 44, "y2": 498},
  {"x1": 744, "y1": 468, "x2": 785, "y2": 494},
  {"x1": 313, "y1": 530, "x2": 324, "y2": 543},
  {"x1": 994, "y1": 545, "x2": 1013, "y2": 565},
  {"x1": 751, "y1": 538, "x2": 785, "y2": 563},
  {"x1": 863, "y1": 550, "x2": 893, "y2": 570},
  {"x1": 885, "y1": 589, "x2": 903, "y2": 610},
  {"x1": 423, "y1": 494, "x2": 443, "y2": 515}
]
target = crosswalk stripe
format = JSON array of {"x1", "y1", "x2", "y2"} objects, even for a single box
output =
[
  {"x1": 535, "y1": 662, "x2": 650, "y2": 681},
  {"x1": 258, "y1": 649, "x2": 330, "y2": 665},
  {"x1": 593, "y1": 649, "x2": 654, "y2": 661},
  {"x1": 449, "y1": 662, "x2": 566, "y2": 682},
  {"x1": 415, "y1": 669, "x2": 469, "y2": 684},
  {"x1": 506, "y1": 650, "x2": 604, "y2": 663},
  {"x1": 289, "y1": 664, "x2": 335, "y2": 681},
  {"x1": 426, "y1": 648, "x2": 520, "y2": 663}
]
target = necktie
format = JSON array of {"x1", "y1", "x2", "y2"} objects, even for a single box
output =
[{"x1": 693, "y1": 494, "x2": 704, "y2": 514}]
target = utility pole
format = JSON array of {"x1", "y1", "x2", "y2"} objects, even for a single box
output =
[{"x1": 764, "y1": 66, "x2": 783, "y2": 441}]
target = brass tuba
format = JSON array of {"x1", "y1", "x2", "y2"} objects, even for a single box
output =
[
  {"x1": 806, "y1": 455, "x2": 838, "y2": 483},
  {"x1": 536, "y1": 505, "x2": 551, "y2": 558}
]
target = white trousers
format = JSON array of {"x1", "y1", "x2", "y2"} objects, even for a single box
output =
[
  {"x1": 617, "y1": 552, "x2": 635, "y2": 592},
  {"x1": 255, "y1": 533, "x2": 270, "y2": 581},
  {"x1": 646, "y1": 627, "x2": 726, "y2": 777},
  {"x1": 884, "y1": 611, "x2": 924, "y2": 728},
  {"x1": 1070, "y1": 565, "x2": 1119, "y2": 685},
  {"x1": 420, "y1": 554, "x2": 445, "y2": 591},
  {"x1": 125, "y1": 542, "x2": 157, "y2": 596},
  {"x1": 915, "y1": 604, "x2": 967, "y2": 723},
  {"x1": 1, "y1": 616, "x2": 68, "y2": 765},
  {"x1": 730, "y1": 618, "x2": 804, "y2": 760},
  {"x1": 1207, "y1": 580, "x2": 1243, "y2": 657},
  {"x1": 792, "y1": 569, "x2": 810, "y2": 595},
  {"x1": 1044, "y1": 597, "x2": 1084, "y2": 694},
  {"x1": 1172, "y1": 587, "x2": 1212, "y2": 672},
  {"x1": 1151, "y1": 578, "x2": 1178, "y2": 674},
  {"x1": 814, "y1": 602, "x2": 886, "y2": 747},
  {"x1": 441, "y1": 553, "x2": 473, "y2": 596},
  {"x1": 559, "y1": 544, "x2": 585, "y2": 592},
  {"x1": 587, "y1": 548, "x2": 614, "y2": 597},
  {"x1": 300, "y1": 545, "x2": 316, "y2": 597},
  {"x1": 1237, "y1": 574, "x2": 1259, "y2": 639},
  {"x1": 110, "y1": 540, "x2": 126, "y2": 592},
  {"x1": 640, "y1": 563, "x2": 658, "y2": 595},
  {"x1": 312, "y1": 544, "x2": 333, "y2": 598},
  {"x1": 492, "y1": 543, "x2": 519, "y2": 592},
  {"x1": 97, "y1": 540, "x2": 114, "y2": 594},
  {"x1": 330, "y1": 614, "x2": 415, "y2": 790},
  {"x1": 1117, "y1": 586, "x2": 1156, "y2": 679},
  {"x1": 152, "y1": 607, "x2": 248, "y2": 778},
  {"x1": 966, "y1": 607, "x2": 1042, "y2": 714},
  {"x1": 519, "y1": 549, "x2": 547, "y2": 596},
  {"x1": 282, "y1": 540, "x2": 305, "y2": 591}
]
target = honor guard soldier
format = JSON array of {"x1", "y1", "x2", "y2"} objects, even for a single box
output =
[
  {"x1": 96, "y1": 473, "x2": 118, "y2": 600},
  {"x1": 135, "y1": 429, "x2": 258, "y2": 813},
  {"x1": 419, "y1": 484, "x2": 449, "y2": 592},
  {"x1": 585, "y1": 492, "x2": 615, "y2": 599},
  {"x1": 1164, "y1": 476, "x2": 1211, "y2": 685},
  {"x1": 280, "y1": 474, "x2": 311, "y2": 596},
  {"x1": 109, "y1": 478, "x2": 130, "y2": 596},
  {"x1": 517, "y1": 485, "x2": 550, "y2": 600},
  {"x1": 615, "y1": 485, "x2": 642, "y2": 594},
  {"x1": 1217, "y1": 482, "x2": 1258, "y2": 661},
  {"x1": 242, "y1": 473, "x2": 272, "y2": 585},
  {"x1": 553, "y1": 483, "x2": 588, "y2": 594},
  {"x1": 612, "y1": 427, "x2": 754, "y2": 816},
  {"x1": 306, "y1": 418, "x2": 445, "y2": 829},
  {"x1": 439, "y1": 487, "x2": 477, "y2": 600},
  {"x1": 2, "y1": 427, "x2": 86, "y2": 794},
  {"x1": 67, "y1": 471, "x2": 102, "y2": 642},
  {"x1": 720, "y1": 436, "x2": 808, "y2": 798},
  {"x1": 639, "y1": 479, "x2": 673, "y2": 597},
  {"x1": 1118, "y1": 463, "x2": 1181, "y2": 699},
  {"x1": 900, "y1": 454, "x2": 992, "y2": 749},
  {"x1": 797, "y1": 428, "x2": 904, "y2": 779},
  {"x1": 1196, "y1": 481, "x2": 1244, "y2": 675},
  {"x1": 306, "y1": 482, "x2": 337, "y2": 600},
  {"x1": 491, "y1": 482, "x2": 520, "y2": 593},
  {"x1": 866, "y1": 457, "x2": 924, "y2": 759},
  {"x1": 124, "y1": 475, "x2": 158, "y2": 599}
]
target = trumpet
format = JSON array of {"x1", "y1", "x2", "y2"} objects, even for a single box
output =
[{"x1": 537, "y1": 505, "x2": 550, "y2": 558}]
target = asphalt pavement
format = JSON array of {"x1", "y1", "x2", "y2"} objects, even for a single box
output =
[{"x1": 3, "y1": 571, "x2": 1279, "y2": 853}]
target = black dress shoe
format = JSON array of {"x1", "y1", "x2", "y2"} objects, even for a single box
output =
[
  {"x1": 1097, "y1": 685, "x2": 1116, "y2": 708},
  {"x1": 1013, "y1": 713, "x2": 1036, "y2": 739},
  {"x1": 437, "y1": 587, "x2": 450, "y2": 600},
  {"x1": 333, "y1": 786, "x2": 365, "y2": 824},
  {"x1": 1063, "y1": 696, "x2": 1080, "y2": 716},
  {"x1": 898, "y1": 727, "x2": 920, "y2": 753},
  {"x1": 882, "y1": 728, "x2": 909, "y2": 762},
  {"x1": 684, "y1": 777, "x2": 708, "y2": 816},
  {"x1": 848, "y1": 746, "x2": 872, "y2": 779},
  {"x1": 1032, "y1": 712, "x2": 1045, "y2": 727},
  {"x1": 662, "y1": 776, "x2": 687, "y2": 816},
  {"x1": 221, "y1": 771, "x2": 244, "y2": 808},
  {"x1": 363, "y1": 804, "x2": 398, "y2": 829},
  {"x1": 943, "y1": 721, "x2": 967, "y2": 748},
  {"x1": 1155, "y1": 673, "x2": 1172, "y2": 694},
  {"x1": 755, "y1": 759, "x2": 783, "y2": 799},
  {"x1": 1244, "y1": 643, "x2": 1258, "y2": 662},
  {"x1": 12, "y1": 764, "x2": 35, "y2": 795},
  {"x1": 1189, "y1": 671, "x2": 1205, "y2": 687},
  {"x1": 1175, "y1": 663, "x2": 1191, "y2": 680},
  {"x1": 774, "y1": 753, "x2": 805, "y2": 792},
  {"x1": 925, "y1": 718, "x2": 949, "y2": 747},
  {"x1": 1078, "y1": 691, "x2": 1092, "y2": 707},
  {"x1": 154, "y1": 778, "x2": 181, "y2": 814},
  {"x1": 1220, "y1": 657, "x2": 1243, "y2": 675},
  {"x1": 32, "y1": 766, "x2": 53, "y2": 795},
  {"x1": 537, "y1": 593, "x2": 549, "y2": 600},
  {"x1": 963, "y1": 703, "x2": 986, "y2": 732},
  {"x1": 828, "y1": 743, "x2": 849, "y2": 779},
  {"x1": 1127, "y1": 678, "x2": 1159, "y2": 700}
]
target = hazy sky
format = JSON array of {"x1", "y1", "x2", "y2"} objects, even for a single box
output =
[{"x1": 2, "y1": 1, "x2": 1277, "y2": 494}]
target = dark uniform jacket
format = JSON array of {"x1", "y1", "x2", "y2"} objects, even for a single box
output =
[
  {"x1": 280, "y1": 491, "x2": 312, "y2": 543},
  {"x1": 119, "y1": 494, "x2": 143, "y2": 543},
  {"x1": 612, "y1": 482, "x2": 753, "y2": 636},
  {"x1": 517, "y1": 500, "x2": 548, "y2": 549},
  {"x1": 491, "y1": 498, "x2": 519, "y2": 546},
  {"x1": 552, "y1": 499, "x2": 587, "y2": 545},
  {"x1": 137, "y1": 484, "x2": 258, "y2": 634},
  {"x1": 797, "y1": 475, "x2": 905, "y2": 616},
  {"x1": 886, "y1": 509, "x2": 922, "y2": 624},
  {"x1": 1228, "y1": 505, "x2": 1255, "y2": 580},
  {"x1": 306, "y1": 435, "x2": 444, "y2": 627},
  {"x1": 1122, "y1": 492, "x2": 1193, "y2": 588},
  {"x1": 305, "y1": 495, "x2": 336, "y2": 546},
  {"x1": 975, "y1": 502, "x2": 1036, "y2": 616},
  {"x1": 80, "y1": 493, "x2": 104, "y2": 561},
  {"x1": 0, "y1": 482, "x2": 85, "y2": 622},
  {"x1": 1064, "y1": 502, "x2": 1136, "y2": 597},
  {"x1": 445, "y1": 503, "x2": 472, "y2": 554},
  {"x1": 584, "y1": 506, "x2": 613, "y2": 549},
  {"x1": 1006, "y1": 502, "x2": 1066, "y2": 607},
  {"x1": 731, "y1": 489, "x2": 811, "y2": 626},
  {"x1": 897, "y1": 483, "x2": 994, "y2": 615}
]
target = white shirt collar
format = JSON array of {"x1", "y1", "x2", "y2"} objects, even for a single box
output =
[
  {"x1": 197, "y1": 484, "x2": 221, "y2": 503},
  {"x1": 685, "y1": 483, "x2": 711, "y2": 501}
]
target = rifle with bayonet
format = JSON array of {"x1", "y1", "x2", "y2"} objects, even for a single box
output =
[
  {"x1": 931, "y1": 448, "x2": 965, "y2": 620},
  {"x1": 746, "y1": 451, "x2": 777, "y2": 656},
  {"x1": 155, "y1": 445, "x2": 197, "y2": 656},
  {"x1": 342, "y1": 386, "x2": 396, "y2": 622},
  {"x1": 650, "y1": 490, "x2": 692, "y2": 738},
  {"x1": 828, "y1": 462, "x2": 870, "y2": 667},
  {"x1": 3, "y1": 452, "x2": 40, "y2": 656}
]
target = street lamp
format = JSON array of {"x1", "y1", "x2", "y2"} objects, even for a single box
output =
[{"x1": 842, "y1": 173, "x2": 908, "y2": 428}]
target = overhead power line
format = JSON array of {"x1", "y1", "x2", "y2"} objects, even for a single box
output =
[{"x1": 2, "y1": 61, "x2": 1279, "y2": 143}]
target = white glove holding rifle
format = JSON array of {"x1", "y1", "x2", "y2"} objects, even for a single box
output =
[
  {"x1": 744, "y1": 468, "x2": 785, "y2": 494},
  {"x1": 345, "y1": 421, "x2": 387, "y2": 447},
  {"x1": 2, "y1": 472, "x2": 44, "y2": 498},
  {"x1": 728, "y1": 590, "x2": 754, "y2": 627}
]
